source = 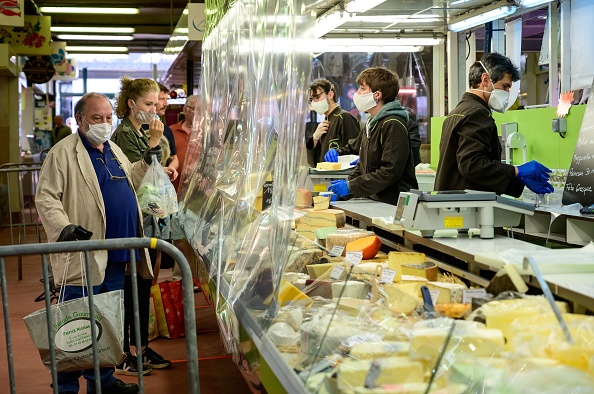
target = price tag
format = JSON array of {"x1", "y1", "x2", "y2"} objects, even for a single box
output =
[
  {"x1": 379, "y1": 269, "x2": 397, "y2": 284},
  {"x1": 330, "y1": 265, "x2": 346, "y2": 280},
  {"x1": 462, "y1": 289, "x2": 487, "y2": 304},
  {"x1": 345, "y1": 251, "x2": 363, "y2": 266},
  {"x1": 428, "y1": 290, "x2": 440, "y2": 306},
  {"x1": 330, "y1": 245, "x2": 345, "y2": 257}
]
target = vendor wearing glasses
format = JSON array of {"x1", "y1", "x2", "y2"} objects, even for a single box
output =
[{"x1": 306, "y1": 78, "x2": 360, "y2": 166}]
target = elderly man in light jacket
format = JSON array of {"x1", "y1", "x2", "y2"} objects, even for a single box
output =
[{"x1": 35, "y1": 92, "x2": 161, "y2": 394}]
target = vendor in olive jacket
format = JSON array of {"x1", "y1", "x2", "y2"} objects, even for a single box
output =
[
  {"x1": 435, "y1": 52, "x2": 554, "y2": 196},
  {"x1": 328, "y1": 67, "x2": 418, "y2": 205}
]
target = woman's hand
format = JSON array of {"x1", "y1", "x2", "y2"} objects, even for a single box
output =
[
  {"x1": 148, "y1": 118, "x2": 164, "y2": 147},
  {"x1": 164, "y1": 166, "x2": 178, "y2": 181}
]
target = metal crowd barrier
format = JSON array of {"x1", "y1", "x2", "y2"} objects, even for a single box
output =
[
  {"x1": 0, "y1": 237, "x2": 200, "y2": 394},
  {"x1": 0, "y1": 163, "x2": 43, "y2": 279}
]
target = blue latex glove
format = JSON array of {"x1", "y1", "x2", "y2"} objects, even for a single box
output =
[
  {"x1": 522, "y1": 177, "x2": 554, "y2": 194},
  {"x1": 517, "y1": 160, "x2": 551, "y2": 182},
  {"x1": 328, "y1": 179, "x2": 349, "y2": 197},
  {"x1": 350, "y1": 158, "x2": 359, "y2": 166},
  {"x1": 324, "y1": 149, "x2": 339, "y2": 162},
  {"x1": 329, "y1": 194, "x2": 338, "y2": 202}
]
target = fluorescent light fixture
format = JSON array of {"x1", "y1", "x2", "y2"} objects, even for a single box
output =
[
  {"x1": 175, "y1": 28, "x2": 189, "y2": 34},
  {"x1": 344, "y1": 0, "x2": 387, "y2": 13},
  {"x1": 519, "y1": 0, "x2": 553, "y2": 7},
  {"x1": 40, "y1": 7, "x2": 139, "y2": 14},
  {"x1": 65, "y1": 46, "x2": 128, "y2": 52},
  {"x1": 449, "y1": 5, "x2": 517, "y2": 32},
  {"x1": 350, "y1": 15, "x2": 441, "y2": 24},
  {"x1": 315, "y1": 8, "x2": 352, "y2": 38},
  {"x1": 322, "y1": 37, "x2": 443, "y2": 46},
  {"x1": 74, "y1": 54, "x2": 130, "y2": 61},
  {"x1": 51, "y1": 27, "x2": 135, "y2": 34},
  {"x1": 57, "y1": 34, "x2": 134, "y2": 41},
  {"x1": 317, "y1": 45, "x2": 423, "y2": 53}
]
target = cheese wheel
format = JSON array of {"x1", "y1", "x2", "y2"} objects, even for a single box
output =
[{"x1": 345, "y1": 235, "x2": 382, "y2": 259}]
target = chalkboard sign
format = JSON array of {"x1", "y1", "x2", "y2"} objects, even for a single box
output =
[
  {"x1": 563, "y1": 80, "x2": 594, "y2": 206},
  {"x1": 262, "y1": 181, "x2": 273, "y2": 211}
]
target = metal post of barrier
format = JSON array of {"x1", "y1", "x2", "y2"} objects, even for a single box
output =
[
  {"x1": 83, "y1": 250, "x2": 103, "y2": 393},
  {"x1": 0, "y1": 256, "x2": 16, "y2": 394},
  {"x1": 41, "y1": 254, "x2": 59, "y2": 394},
  {"x1": 129, "y1": 249, "x2": 145, "y2": 394},
  {"x1": 0, "y1": 237, "x2": 200, "y2": 394}
]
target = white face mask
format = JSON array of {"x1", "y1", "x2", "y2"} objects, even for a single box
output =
[
  {"x1": 310, "y1": 97, "x2": 329, "y2": 115},
  {"x1": 132, "y1": 100, "x2": 155, "y2": 124},
  {"x1": 353, "y1": 91, "x2": 378, "y2": 113},
  {"x1": 82, "y1": 118, "x2": 112, "y2": 145},
  {"x1": 478, "y1": 61, "x2": 510, "y2": 113}
]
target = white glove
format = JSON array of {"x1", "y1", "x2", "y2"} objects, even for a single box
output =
[{"x1": 313, "y1": 120, "x2": 329, "y2": 140}]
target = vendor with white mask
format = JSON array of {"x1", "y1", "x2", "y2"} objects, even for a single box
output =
[
  {"x1": 435, "y1": 52, "x2": 553, "y2": 196},
  {"x1": 327, "y1": 67, "x2": 418, "y2": 205},
  {"x1": 306, "y1": 78, "x2": 360, "y2": 166}
]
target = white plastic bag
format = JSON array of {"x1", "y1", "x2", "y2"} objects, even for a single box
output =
[{"x1": 137, "y1": 155, "x2": 178, "y2": 218}]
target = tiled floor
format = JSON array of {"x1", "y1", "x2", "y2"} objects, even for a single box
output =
[{"x1": 0, "y1": 228, "x2": 250, "y2": 393}]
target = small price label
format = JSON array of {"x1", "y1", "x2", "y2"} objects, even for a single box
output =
[
  {"x1": 379, "y1": 269, "x2": 397, "y2": 284},
  {"x1": 313, "y1": 184, "x2": 327, "y2": 192},
  {"x1": 429, "y1": 290, "x2": 440, "y2": 305},
  {"x1": 345, "y1": 251, "x2": 363, "y2": 266},
  {"x1": 330, "y1": 245, "x2": 345, "y2": 257},
  {"x1": 330, "y1": 265, "x2": 346, "y2": 280},
  {"x1": 462, "y1": 289, "x2": 487, "y2": 304}
]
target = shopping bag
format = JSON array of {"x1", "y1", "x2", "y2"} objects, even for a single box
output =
[
  {"x1": 136, "y1": 155, "x2": 178, "y2": 218},
  {"x1": 23, "y1": 290, "x2": 125, "y2": 373},
  {"x1": 148, "y1": 294, "x2": 159, "y2": 341},
  {"x1": 159, "y1": 281, "x2": 185, "y2": 339},
  {"x1": 151, "y1": 284, "x2": 170, "y2": 338}
]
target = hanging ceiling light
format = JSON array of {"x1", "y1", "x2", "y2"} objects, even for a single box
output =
[
  {"x1": 449, "y1": 5, "x2": 517, "y2": 32},
  {"x1": 344, "y1": 0, "x2": 387, "y2": 13},
  {"x1": 518, "y1": 0, "x2": 554, "y2": 7},
  {"x1": 40, "y1": 7, "x2": 139, "y2": 14},
  {"x1": 65, "y1": 46, "x2": 129, "y2": 52},
  {"x1": 51, "y1": 27, "x2": 135, "y2": 34}
]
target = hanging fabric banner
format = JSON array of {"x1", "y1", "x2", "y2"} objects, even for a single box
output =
[
  {"x1": 0, "y1": 0, "x2": 24, "y2": 27},
  {"x1": 50, "y1": 41, "x2": 67, "y2": 73},
  {"x1": 0, "y1": 15, "x2": 51, "y2": 55},
  {"x1": 53, "y1": 58, "x2": 78, "y2": 81}
]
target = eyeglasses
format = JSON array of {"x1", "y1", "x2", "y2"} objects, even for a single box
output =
[
  {"x1": 308, "y1": 92, "x2": 326, "y2": 104},
  {"x1": 185, "y1": 105, "x2": 195, "y2": 112},
  {"x1": 95, "y1": 157, "x2": 127, "y2": 181}
]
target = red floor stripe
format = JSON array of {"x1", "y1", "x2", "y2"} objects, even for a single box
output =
[
  {"x1": 195, "y1": 305, "x2": 211, "y2": 309},
  {"x1": 171, "y1": 355, "x2": 232, "y2": 363}
]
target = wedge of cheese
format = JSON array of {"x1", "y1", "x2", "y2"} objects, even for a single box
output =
[
  {"x1": 348, "y1": 341, "x2": 410, "y2": 360},
  {"x1": 401, "y1": 261, "x2": 438, "y2": 282},
  {"x1": 331, "y1": 280, "x2": 369, "y2": 299},
  {"x1": 326, "y1": 230, "x2": 375, "y2": 251},
  {"x1": 424, "y1": 282, "x2": 467, "y2": 304},
  {"x1": 277, "y1": 279, "x2": 312, "y2": 306},
  {"x1": 387, "y1": 252, "x2": 426, "y2": 283},
  {"x1": 296, "y1": 208, "x2": 346, "y2": 228},
  {"x1": 306, "y1": 262, "x2": 339, "y2": 279},
  {"x1": 337, "y1": 357, "x2": 424, "y2": 392},
  {"x1": 410, "y1": 327, "x2": 505, "y2": 360},
  {"x1": 316, "y1": 162, "x2": 342, "y2": 170},
  {"x1": 285, "y1": 248, "x2": 323, "y2": 273},
  {"x1": 381, "y1": 283, "x2": 422, "y2": 315},
  {"x1": 313, "y1": 195, "x2": 331, "y2": 210}
]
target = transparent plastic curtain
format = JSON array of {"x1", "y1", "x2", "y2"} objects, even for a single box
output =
[{"x1": 177, "y1": 0, "x2": 313, "y2": 323}]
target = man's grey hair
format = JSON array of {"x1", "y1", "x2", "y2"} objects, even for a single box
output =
[
  {"x1": 185, "y1": 94, "x2": 200, "y2": 107},
  {"x1": 468, "y1": 52, "x2": 521, "y2": 89}
]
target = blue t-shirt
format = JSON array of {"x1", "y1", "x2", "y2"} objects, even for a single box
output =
[{"x1": 81, "y1": 135, "x2": 140, "y2": 262}]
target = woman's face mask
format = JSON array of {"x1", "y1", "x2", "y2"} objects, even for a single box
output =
[
  {"x1": 310, "y1": 96, "x2": 329, "y2": 115},
  {"x1": 132, "y1": 100, "x2": 155, "y2": 124}
]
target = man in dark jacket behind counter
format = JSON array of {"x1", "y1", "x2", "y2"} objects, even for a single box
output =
[
  {"x1": 328, "y1": 67, "x2": 418, "y2": 205},
  {"x1": 435, "y1": 52, "x2": 553, "y2": 197}
]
